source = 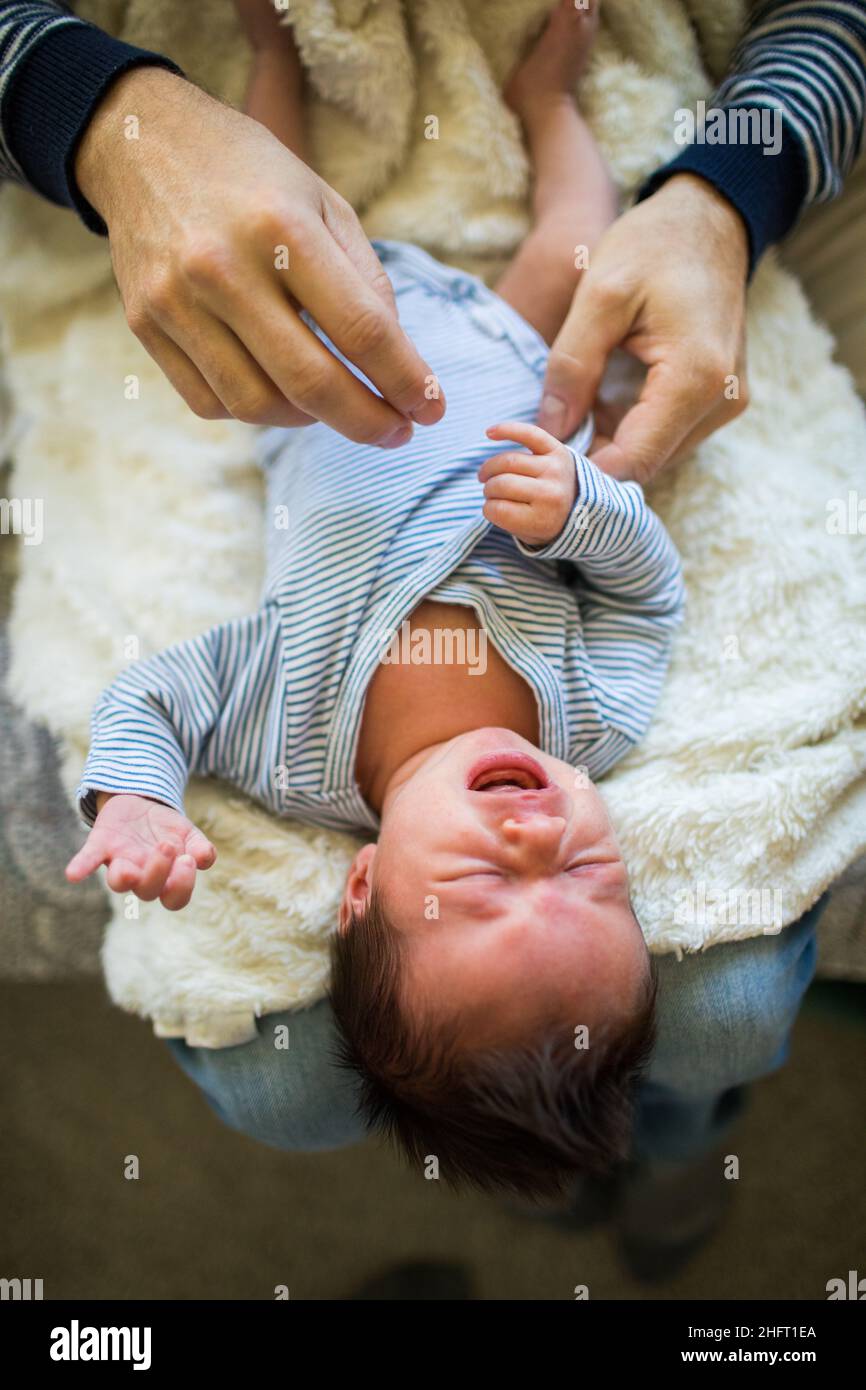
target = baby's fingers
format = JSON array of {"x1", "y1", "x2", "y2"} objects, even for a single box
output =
[
  {"x1": 65, "y1": 838, "x2": 108, "y2": 883},
  {"x1": 483, "y1": 474, "x2": 539, "y2": 505},
  {"x1": 160, "y1": 854, "x2": 198, "y2": 912},
  {"x1": 482, "y1": 497, "x2": 534, "y2": 536},
  {"x1": 105, "y1": 856, "x2": 145, "y2": 894},
  {"x1": 186, "y1": 831, "x2": 217, "y2": 869},
  {"x1": 132, "y1": 842, "x2": 178, "y2": 902},
  {"x1": 486, "y1": 420, "x2": 560, "y2": 454},
  {"x1": 478, "y1": 449, "x2": 540, "y2": 483}
]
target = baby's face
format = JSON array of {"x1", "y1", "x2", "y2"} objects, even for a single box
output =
[{"x1": 341, "y1": 728, "x2": 648, "y2": 1046}]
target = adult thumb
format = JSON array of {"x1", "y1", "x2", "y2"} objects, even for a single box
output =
[{"x1": 538, "y1": 278, "x2": 633, "y2": 440}]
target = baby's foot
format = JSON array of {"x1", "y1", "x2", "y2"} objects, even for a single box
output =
[{"x1": 504, "y1": 0, "x2": 600, "y2": 120}]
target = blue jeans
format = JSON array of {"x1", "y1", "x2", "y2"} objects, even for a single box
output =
[{"x1": 166, "y1": 899, "x2": 824, "y2": 1166}]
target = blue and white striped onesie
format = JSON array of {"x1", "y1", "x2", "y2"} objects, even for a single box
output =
[{"x1": 77, "y1": 240, "x2": 685, "y2": 837}]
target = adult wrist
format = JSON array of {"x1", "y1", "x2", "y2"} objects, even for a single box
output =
[
  {"x1": 3, "y1": 20, "x2": 184, "y2": 235},
  {"x1": 637, "y1": 130, "x2": 809, "y2": 276},
  {"x1": 641, "y1": 172, "x2": 750, "y2": 278},
  {"x1": 74, "y1": 66, "x2": 193, "y2": 232}
]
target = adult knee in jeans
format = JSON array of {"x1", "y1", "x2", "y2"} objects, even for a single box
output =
[
  {"x1": 164, "y1": 903, "x2": 823, "y2": 1154},
  {"x1": 165, "y1": 998, "x2": 366, "y2": 1152},
  {"x1": 646, "y1": 903, "x2": 823, "y2": 1101}
]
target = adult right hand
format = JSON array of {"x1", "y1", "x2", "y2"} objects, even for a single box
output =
[
  {"x1": 537, "y1": 174, "x2": 750, "y2": 484},
  {"x1": 75, "y1": 68, "x2": 445, "y2": 446}
]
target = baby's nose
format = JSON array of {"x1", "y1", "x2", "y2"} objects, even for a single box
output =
[{"x1": 502, "y1": 814, "x2": 567, "y2": 866}]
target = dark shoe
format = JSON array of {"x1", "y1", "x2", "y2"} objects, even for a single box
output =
[
  {"x1": 506, "y1": 1166, "x2": 625, "y2": 1231},
  {"x1": 615, "y1": 1145, "x2": 733, "y2": 1283},
  {"x1": 349, "y1": 1260, "x2": 475, "y2": 1300}
]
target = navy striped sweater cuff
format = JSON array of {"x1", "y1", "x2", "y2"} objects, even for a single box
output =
[
  {"x1": 3, "y1": 20, "x2": 184, "y2": 235},
  {"x1": 636, "y1": 124, "x2": 811, "y2": 277}
]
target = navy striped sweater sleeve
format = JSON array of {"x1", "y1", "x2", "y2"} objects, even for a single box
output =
[
  {"x1": 1, "y1": 2, "x2": 864, "y2": 255},
  {"x1": 639, "y1": 0, "x2": 866, "y2": 271},
  {"x1": 0, "y1": 0, "x2": 183, "y2": 232}
]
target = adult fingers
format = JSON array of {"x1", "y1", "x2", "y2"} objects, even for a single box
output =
[
  {"x1": 589, "y1": 350, "x2": 719, "y2": 484},
  {"x1": 538, "y1": 276, "x2": 634, "y2": 439},
  {"x1": 204, "y1": 272, "x2": 414, "y2": 447},
  {"x1": 666, "y1": 343, "x2": 750, "y2": 464},
  {"x1": 140, "y1": 303, "x2": 317, "y2": 429},
  {"x1": 322, "y1": 192, "x2": 400, "y2": 317},
  {"x1": 125, "y1": 315, "x2": 231, "y2": 422},
  {"x1": 665, "y1": 389, "x2": 749, "y2": 468},
  {"x1": 308, "y1": 204, "x2": 446, "y2": 427}
]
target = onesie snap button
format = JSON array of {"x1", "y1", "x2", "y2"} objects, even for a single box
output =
[{"x1": 467, "y1": 302, "x2": 507, "y2": 338}]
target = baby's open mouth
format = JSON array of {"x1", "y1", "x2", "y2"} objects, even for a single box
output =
[
  {"x1": 472, "y1": 770, "x2": 541, "y2": 792},
  {"x1": 466, "y1": 751, "x2": 550, "y2": 793}
]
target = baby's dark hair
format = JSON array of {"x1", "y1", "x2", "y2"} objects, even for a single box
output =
[{"x1": 329, "y1": 887, "x2": 659, "y2": 1202}]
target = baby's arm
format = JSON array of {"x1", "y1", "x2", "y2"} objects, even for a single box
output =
[
  {"x1": 481, "y1": 420, "x2": 684, "y2": 617},
  {"x1": 75, "y1": 628, "x2": 230, "y2": 825},
  {"x1": 66, "y1": 610, "x2": 274, "y2": 910},
  {"x1": 481, "y1": 416, "x2": 684, "y2": 765}
]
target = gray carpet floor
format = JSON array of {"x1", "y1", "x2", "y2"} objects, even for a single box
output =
[
  {"x1": 0, "y1": 470, "x2": 108, "y2": 982},
  {"x1": 2, "y1": 976, "x2": 864, "y2": 1300}
]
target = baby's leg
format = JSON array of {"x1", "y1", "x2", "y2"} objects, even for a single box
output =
[
  {"x1": 495, "y1": 0, "x2": 617, "y2": 345},
  {"x1": 235, "y1": 0, "x2": 308, "y2": 160}
]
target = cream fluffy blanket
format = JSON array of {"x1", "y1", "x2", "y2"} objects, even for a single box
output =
[{"x1": 2, "y1": 0, "x2": 865, "y2": 1047}]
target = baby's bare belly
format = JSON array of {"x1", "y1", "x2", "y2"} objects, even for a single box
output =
[
  {"x1": 354, "y1": 594, "x2": 542, "y2": 806},
  {"x1": 356, "y1": 599, "x2": 539, "y2": 796}
]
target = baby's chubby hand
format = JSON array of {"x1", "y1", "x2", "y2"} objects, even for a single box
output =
[
  {"x1": 478, "y1": 421, "x2": 578, "y2": 547},
  {"x1": 65, "y1": 792, "x2": 216, "y2": 912}
]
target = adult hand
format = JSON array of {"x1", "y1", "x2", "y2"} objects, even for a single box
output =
[
  {"x1": 537, "y1": 173, "x2": 750, "y2": 484},
  {"x1": 75, "y1": 68, "x2": 445, "y2": 446}
]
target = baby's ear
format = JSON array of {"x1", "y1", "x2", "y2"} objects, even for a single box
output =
[{"x1": 338, "y1": 843, "x2": 376, "y2": 934}]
